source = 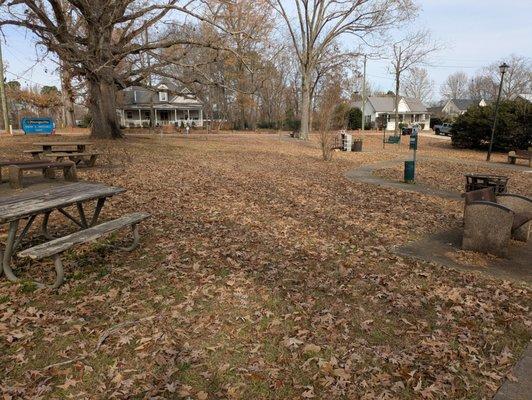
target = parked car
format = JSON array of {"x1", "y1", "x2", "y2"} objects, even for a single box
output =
[
  {"x1": 401, "y1": 127, "x2": 412, "y2": 135},
  {"x1": 434, "y1": 122, "x2": 452, "y2": 136}
]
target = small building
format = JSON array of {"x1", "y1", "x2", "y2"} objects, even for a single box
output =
[
  {"x1": 117, "y1": 79, "x2": 203, "y2": 128},
  {"x1": 354, "y1": 96, "x2": 431, "y2": 131},
  {"x1": 441, "y1": 98, "x2": 487, "y2": 117}
]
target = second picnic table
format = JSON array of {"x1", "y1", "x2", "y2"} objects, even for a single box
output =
[{"x1": 26, "y1": 141, "x2": 100, "y2": 167}]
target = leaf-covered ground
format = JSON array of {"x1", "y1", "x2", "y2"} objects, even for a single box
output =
[
  {"x1": 0, "y1": 132, "x2": 530, "y2": 399},
  {"x1": 374, "y1": 160, "x2": 531, "y2": 197}
]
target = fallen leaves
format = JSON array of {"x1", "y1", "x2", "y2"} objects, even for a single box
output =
[{"x1": 0, "y1": 133, "x2": 529, "y2": 399}]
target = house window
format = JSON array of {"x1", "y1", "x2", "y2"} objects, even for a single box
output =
[
  {"x1": 159, "y1": 92, "x2": 168, "y2": 102},
  {"x1": 126, "y1": 111, "x2": 133, "y2": 119}
]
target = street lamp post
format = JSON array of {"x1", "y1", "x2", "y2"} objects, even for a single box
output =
[{"x1": 486, "y1": 62, "x2": 509, "y2": 161}]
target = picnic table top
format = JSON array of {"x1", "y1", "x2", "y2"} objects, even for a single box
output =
[
  {"x1": 33, "y1": 142, "x2": 93, "y2": 147},
  {"x1": 465, "y1": 173, "x2": 509, "y2": 179},
  {"x1": 0, "y1": 182, "x2": 125, "y2": 224}
]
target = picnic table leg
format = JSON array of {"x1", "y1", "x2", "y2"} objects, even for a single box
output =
[
  {"x1": 63, "y1": 164, "x2": 78, "y2": 182},
  {"x1": 90, "y1": 198, "x2": 106, "y2": 226},
  {"x1": 42, "y1": 212, "x2": 52, "y2": 240},
  {"x1": 2, "y1": 220, "x2": 20, "y2": 283},
  {"x1": 43, "y1": 167, "x2": 56, "y2": 179},
  {"x1": 120, "y1": 223, "x2": 140, "y2": 251},
  {"x1": 8, "y1": 166, "x2": 23, "y2": 189},
  {"x1": 87, "y1": 154, "x2": 98, "y2": 167},
  {"x1": 76, "y1": 202, "x2": 88, "y2": 228}
]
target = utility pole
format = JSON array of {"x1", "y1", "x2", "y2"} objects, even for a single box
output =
[
  {"x1": 361, "y1": 54, "x2": 367, "y2": 134},
  {"x1": 0, "y1": 40, "x2": 10, "y2": 133},
  {"x1": 144, "y1": 28, "x2": 157, "y2": 136}
]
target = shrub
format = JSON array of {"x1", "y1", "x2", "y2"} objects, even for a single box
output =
[
  {"x1": 284, "y1": 118, "x2": 301, "y2": 132},
  {"x1": 347, "y1": 107, "x2": 362, "y2": 130},
  {"x1": 451, "y1": 100, "x2": 531, "y2": 150}
]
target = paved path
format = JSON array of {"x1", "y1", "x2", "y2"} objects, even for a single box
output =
[
  {"x1": 494, "y1": 341, "x2": 532, "y2": 400},
  {"x1": 345, "y1": 156, "x2": 530, "y2": 201},
  {"x1": 345, "y1": 159, "x2": 462, "y2": 200}
]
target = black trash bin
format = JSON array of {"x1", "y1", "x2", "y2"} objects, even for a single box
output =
[
  {"x1": 404, "y1": 160, "x2": 415, "y2": 183},
  {"x1": 352, "y1": 139, "x2": 363, "y2": 152}
]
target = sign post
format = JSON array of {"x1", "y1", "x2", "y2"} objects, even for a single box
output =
[{"x1": 404, "y1": 126, "x2": 418, "y2": 183}]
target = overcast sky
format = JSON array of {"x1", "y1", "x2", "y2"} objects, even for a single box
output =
[{"x1": 1, "y1": 0, "x2": 531, "y2": 102}]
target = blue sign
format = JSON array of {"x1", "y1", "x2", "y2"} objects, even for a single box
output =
[{"x1": 21, "y1": 117, "x2": 56, "y2": 135}]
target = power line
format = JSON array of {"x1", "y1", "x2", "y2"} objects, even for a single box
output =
[{"x1": 4, "y1": 69, "x2": 48, "y2": 87}]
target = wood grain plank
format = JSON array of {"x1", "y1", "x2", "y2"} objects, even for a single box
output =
[{"x1": 18, "y1": 212, "x2": 150, "y2": 259}]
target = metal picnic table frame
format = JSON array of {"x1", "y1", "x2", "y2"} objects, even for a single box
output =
[{"x1": 0, "y1": 182, "x2": 125, "y2": 285}]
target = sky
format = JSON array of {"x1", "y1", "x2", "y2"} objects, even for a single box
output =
[{"x1": 1, "y1": 0, "x2": 531, "y2": 102}]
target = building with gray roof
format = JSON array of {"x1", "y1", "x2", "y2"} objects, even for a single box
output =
[
  {"x1": 117, "y1": 78, "x2": 203, "y2": 128},
  {"x1": 353, "y1": 96, "x2": 431, "y2": 131}
]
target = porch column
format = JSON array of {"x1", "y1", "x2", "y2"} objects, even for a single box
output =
[
  {"x1": 138, "y1": 109, "x2": 141, "y2": 126},
  {"x1": 187, "y1": 109, "x2": 190, "y2": 121},
  {"x1": 175, "y1": 109, "x2": 177, "y2": 123},
  {"x1": 199, "y1": 109, "x2": 203, "y2": 127},
  {"x1": 154, "y1": 109, "x2": 158, "y2": 126}
]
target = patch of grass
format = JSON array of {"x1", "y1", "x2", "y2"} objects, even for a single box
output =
[{"x1": 18, "y1": 280, "x2": 38, "y2": 293}]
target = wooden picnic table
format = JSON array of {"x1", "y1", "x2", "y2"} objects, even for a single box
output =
[
  {"x1": 0, "y1": 182, "x2": 125, "y2": 286},
  {"x1": 33, "y1": 142, "x2": 93, "y2": 153},
  {"x1": 27, "y1": 142, "x2": 99, "y2": 167}
]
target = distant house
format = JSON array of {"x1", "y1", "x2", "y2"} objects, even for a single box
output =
[
  {"x1": 511, "y1": 93, "x2": 532, "y2": 103},
  {"x1": 441, "y1": 98, "x2": 487, "y2": 117},
  {"x1": 117, "y1": 79, "x2": 203, "y2": 128},
  {"x1": 354, "y1": 96, "x2": 431, "y2": 131}
]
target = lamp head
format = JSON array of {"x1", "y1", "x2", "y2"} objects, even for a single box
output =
[{"x1": 499, "y1": 62, "x2": 510, "y2": 74}]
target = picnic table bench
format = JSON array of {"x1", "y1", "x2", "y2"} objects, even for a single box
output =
[
  {"x1": 0, "y1": 182, "x2": 149, "y2": 288},
  {"x1": 25, "y1": 142, "x2": 99, "y2": 167},
  {"x1": 508, "y1": 147, "x2": 531, "y2": 167},
  {"x1": 385, "y1": 135, "x2": 401, "y2": 144},
  {"x1": 1, "y1": 160, "x2": 77, "y2": 189}
]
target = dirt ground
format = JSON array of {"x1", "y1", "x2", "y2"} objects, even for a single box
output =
[{"x1": 0, "y1": 131, "x2": 530, "y2": 399}]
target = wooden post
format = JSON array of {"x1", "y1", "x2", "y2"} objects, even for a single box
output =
[{"x1": 8, "y1": 166, "x2": 23, "y2": 189}]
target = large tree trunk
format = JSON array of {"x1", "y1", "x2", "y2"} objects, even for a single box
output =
[
  {"x1": 60, "y1": 66, "x2": 76, "y2": 128},
  {"x1": 88, "y1": 77, "x2": 123, "y2": 139},
  {"x1": 300, "y1": 75, "x2": 311, "y2": 140}
]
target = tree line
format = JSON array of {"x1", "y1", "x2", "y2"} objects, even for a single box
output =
[{"x1": 0, "y1": 1, "x2": 530, "y2": 139}]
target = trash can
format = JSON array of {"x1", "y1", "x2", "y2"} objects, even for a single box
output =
[
  {"x1": 404, "y1": 160, "x2": 415, "y2": 183},
  {"x1": 352, "y1": 139, "x2": 363, "y2": 152}
]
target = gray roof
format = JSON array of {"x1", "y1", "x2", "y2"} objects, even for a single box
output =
[
  {"x1": 119, "y1": 78, "x2": 201, "y2": 106},
  {"x1": 362, "y1": 96, "x2": 428, "y2": 113},
  {"x1": 449, "y1": 99, "x2": 477, "y2": 111},
  {"x1": 513, "y1": 93, "x2": 532, "y2": 102}
]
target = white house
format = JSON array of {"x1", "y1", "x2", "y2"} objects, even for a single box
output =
[
  {"x1": 117, "y1": 79, "x2": 203, "y2": 128},
  {"x1": 354, "y1": 96, "x2": 431, "y2": 131},
  {"x1": 441, "y1": 98, "x2": 487, "y2": 117}
]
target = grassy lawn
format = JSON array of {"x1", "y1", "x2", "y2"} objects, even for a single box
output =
[{"x1": 0, "y1": 132, "x2": 530, "y2": 399}]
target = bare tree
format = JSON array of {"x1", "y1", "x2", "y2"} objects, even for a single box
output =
[
  {"x1": 485, "y1": 55, "x2": 532, "y2": 99},
  {"x1": 467, "y1": 74, "x2": 497, "y2": 101},
  {"x1": 268, "y1": 0, "x2": 414, "y2": 139},
  {"x1": 440, "y1": 71, "x2": 468, "y2": 100},
  {"x1": 402, "y1": 67, "x2": 433, "y2": 103},
  {"x1": 390, "y1": 29, "x2": 440, "y2": 134},
  {"x1": 0, "y1": 0, "x2": 242, "y2": 138}
]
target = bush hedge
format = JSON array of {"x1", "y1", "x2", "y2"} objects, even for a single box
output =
[{"x1": 451, "y1": 100, "x2": 531, "y2": 150}]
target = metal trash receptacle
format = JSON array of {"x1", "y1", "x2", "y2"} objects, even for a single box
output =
[
  {"x1": 352, "y1": 139, "x2": 362, "y2": 152},
  {"x1": 404, "y1": 160, "x2": 415, "y2": 183}
]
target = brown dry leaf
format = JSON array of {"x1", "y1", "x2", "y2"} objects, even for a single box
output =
[{"x1": 302, "y1": 343, "x2": 321, "y2": 354}]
